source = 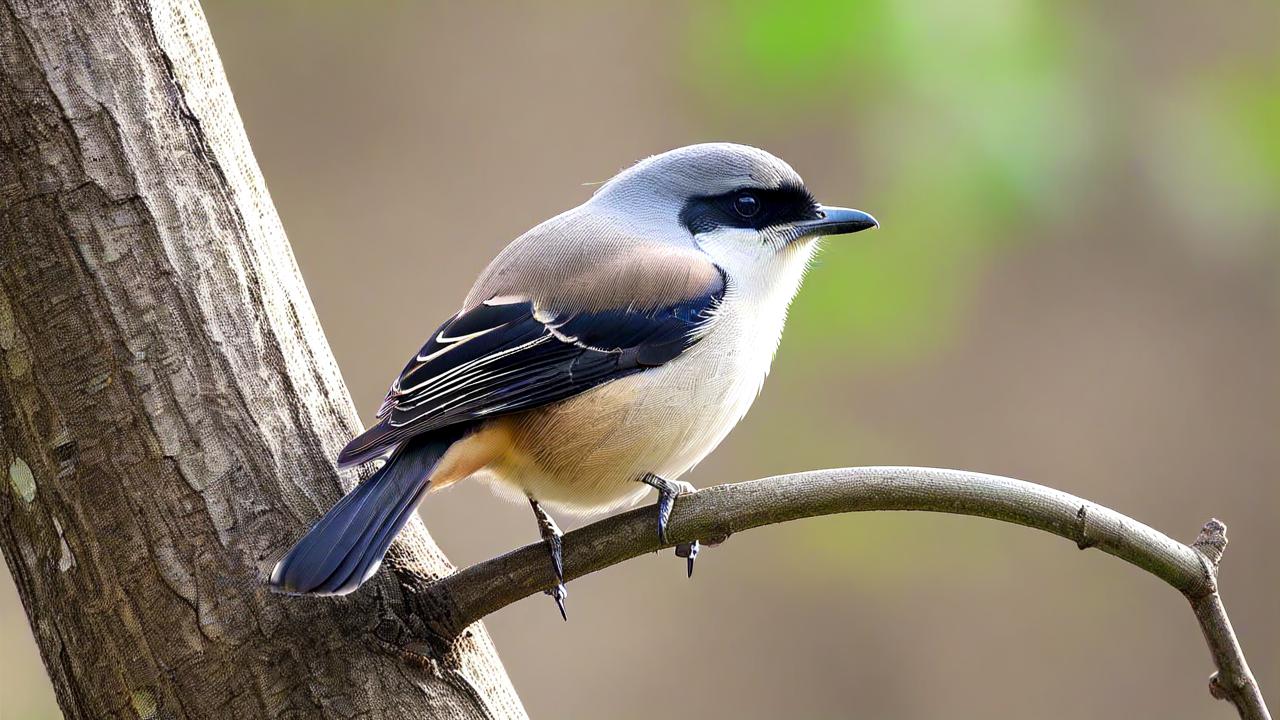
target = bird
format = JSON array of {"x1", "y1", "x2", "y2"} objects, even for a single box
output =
[{"x1": 269, "y1": 143, "x2": 877, "y2": 616}]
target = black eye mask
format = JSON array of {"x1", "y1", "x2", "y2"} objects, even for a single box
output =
[{"x1": 679, "y1": 183, "x2": 821, "y2": 234}]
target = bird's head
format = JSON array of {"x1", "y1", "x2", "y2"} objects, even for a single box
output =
[{"x1": 589, "y1": 142, "x2": 877, "y2": 278}]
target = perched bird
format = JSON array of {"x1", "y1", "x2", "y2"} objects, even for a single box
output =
[{"x1": 270, "y1": 143, "x2": 877, "y2": 615}]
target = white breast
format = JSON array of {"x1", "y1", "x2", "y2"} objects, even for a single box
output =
[
  {"x1": 658, "y1": 237, "x2": 820, "y2": 470},
  {"x1": 482, "y1": 238, "x2": 819, "y2": 515}
]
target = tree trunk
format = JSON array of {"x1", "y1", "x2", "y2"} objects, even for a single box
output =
[{"x1": 0, "y1": 1, "x2": 526, "y2": 717}]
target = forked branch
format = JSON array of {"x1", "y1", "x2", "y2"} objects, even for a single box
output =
[{"x1": 399, "y1": 466, "x2": 1269, "y2": 720}]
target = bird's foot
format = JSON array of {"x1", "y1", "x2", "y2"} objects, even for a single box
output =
[
  {"x1": 675, "y1": 539, "x2": 700, "y2": 578},
  {"x1": 639, "y1": 474, "x2": 700, "y2": 577},
  {"x1": 546, "y1": 581, "x2": 568, "y2": 622},
  {"x1": 530, "y1": 498, "x2": 568, "y2": 620},
  {"x1": 639, "y1": 474, "x2": 695, "y2": 543}
]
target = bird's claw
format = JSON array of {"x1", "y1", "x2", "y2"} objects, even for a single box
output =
[
  {"x1": 531, "y1": 498, "x2": 569, "y2": 620},
  {"x1": 545, "y1": 582, "x2": 568, "y2": 621},
  {"x1": 675, "y1": 540, "x2": 700, "y2": 578},
  {"x1": 640, "y1": 474, "x2": 700, "y2": 577}
]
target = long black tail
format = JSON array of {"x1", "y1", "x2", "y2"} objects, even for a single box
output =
[{"x1": 270, "y1": 428, "x2": 465, "y2": 596}]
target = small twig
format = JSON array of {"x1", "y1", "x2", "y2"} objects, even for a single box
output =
[
  {"x1": 1188, "y1": 520, "x2": 1268, "y2": 719},
  {"x1": 1194, "y1": 518, "x2": 1229, "y2": 568},
  {"x1": 405, "y1": 467, "x2": 1269, "y2": 719}
]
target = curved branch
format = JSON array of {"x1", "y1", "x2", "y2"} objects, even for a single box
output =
[{"x1": 407, "y1": 466, "x2": 1269, "y2": 720}]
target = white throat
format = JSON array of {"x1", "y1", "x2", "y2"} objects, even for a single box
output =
[
  {"x1": 695, "y1": 229, "x2": 820, "y2": 379},
  {"x1": 698, "y1": 229, "x2": 817, "y2": 323}
]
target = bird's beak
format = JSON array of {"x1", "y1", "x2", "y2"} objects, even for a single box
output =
[{"x1": 793, "y1": 206, "x2": 879, "y2": 238}]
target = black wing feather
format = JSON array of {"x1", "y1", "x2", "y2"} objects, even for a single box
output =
[{"x1": 338, "y1": 273, "x2": 726, "y2": 467}]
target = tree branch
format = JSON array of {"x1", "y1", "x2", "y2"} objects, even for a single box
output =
[{"x1": 407, "y1": 466, "x2": 1269, "y2": 720}]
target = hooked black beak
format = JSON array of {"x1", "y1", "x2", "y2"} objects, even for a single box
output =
[{"x1": 794, "y1": 205, "x2": 879, "y2": 238}]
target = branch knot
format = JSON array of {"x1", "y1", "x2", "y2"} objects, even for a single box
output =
[
  {"x1": 1074, "y1": 504, "x2": 1097, "y2": 550},
  {"x1": 1192, "y1": 518, "x2": 1228, "y2": 571}
]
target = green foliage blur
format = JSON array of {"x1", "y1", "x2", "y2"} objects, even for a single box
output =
[{"x1": 688, "y1": 0, "x2": 1275, "y2": 361}]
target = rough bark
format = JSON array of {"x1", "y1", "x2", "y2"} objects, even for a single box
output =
[{"x1": 0, "y1": 1, "x2": 526, "y2": 718}]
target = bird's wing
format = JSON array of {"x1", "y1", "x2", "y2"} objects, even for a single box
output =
[{"x1": 337, "y1": 225, "x2": 725, "y2": 468}]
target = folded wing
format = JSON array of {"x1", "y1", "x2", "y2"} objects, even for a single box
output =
[{"x1": 338, "y1": 265, "x2": 726, "y2": 468}]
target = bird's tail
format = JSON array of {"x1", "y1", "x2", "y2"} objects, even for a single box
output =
[{"x1": 269, "y1": 427, "x2": 466, "y2": 596}]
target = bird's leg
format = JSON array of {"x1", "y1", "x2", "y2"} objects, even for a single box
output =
[
  {"x1": 639, "y1": 473, "x2": 701, "y2": 578},
  {"x1": 529, "y1": 497, "x2": 568, "y2": 621}
]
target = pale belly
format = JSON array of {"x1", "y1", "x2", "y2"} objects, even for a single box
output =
[{"x1": 476, "y1": 310, "x2": 768, "y2": 515}]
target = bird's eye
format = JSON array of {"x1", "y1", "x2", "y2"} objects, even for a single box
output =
[{"x1": 732, "y1": 192, "x2": 760, "y2": 218}]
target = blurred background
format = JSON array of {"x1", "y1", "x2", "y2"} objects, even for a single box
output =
[{"x1": 3, "y1": 0, "x2": 1277, "y2": 717}]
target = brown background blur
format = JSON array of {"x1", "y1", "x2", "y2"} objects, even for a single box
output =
[{"x1": 3, "y1": 1, "x2": 1277, "y2": 718}]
